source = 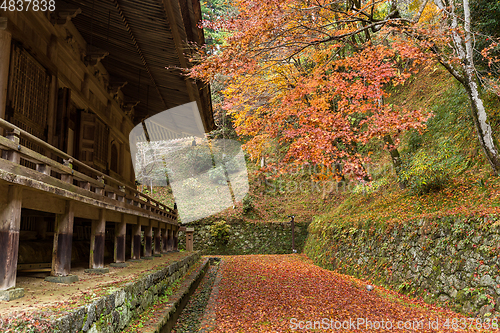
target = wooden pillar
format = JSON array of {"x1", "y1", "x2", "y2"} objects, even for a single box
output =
[
  {"x1": 89, "y1": 210, "x2": 105, "y2": 269},
  {"x1": 161, "y1": 227, "x2": 168, "y2": 253},
  {"x1": 154, "y1": 226, "x2": 161, "y2": 255},
  {"x1": 168, "y1": 228, "x2": 173, "y2": 251},
  {"x1": 0, "y1": 186, "x2": 22, "y2": 291},
  {"x1": 144, "y1": 223, "x2": 152, "y2": 257},
  {"x1": 173, "y1": 227, "x2": 179, "y2": 251},
  {"x1": 185, "y1": 227, "x2": 194, "y2": 252},
  {"x1": 51, "y1": 201, "x2": 75, "y2": 276},
  {"x1": 0, "y1": 22, "x2": 12, "y2": 124},
  {"x1": 131, "y1": 222, "x2": 141, "y2": 260},
  {"x1": 114, "y1": 216, "x2": 126, "y2": 263}
]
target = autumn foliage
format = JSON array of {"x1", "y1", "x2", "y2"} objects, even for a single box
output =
[
  {"x1": 209, "y1": 255, "x2": 487, "y2": 332},
  {"x1": 189, "y1": 0, "x2": 500, "y2": 177},
  {"x1": 189, "y1": 0, "x2": 435, "y2": 179}
]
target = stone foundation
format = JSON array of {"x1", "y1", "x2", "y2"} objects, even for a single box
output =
[{"x1": 50, "y1": 252, "x2": 201, "y2": 332}]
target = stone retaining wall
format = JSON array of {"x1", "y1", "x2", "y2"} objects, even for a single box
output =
[
  {"x1": 178, "y1": 220, "x2": 310, "y2": 255},
  {"x1": 305, "y1": 216, "x2": 500, "y2": 317},
  {"x1": 51, "y1": 252, "x2": 201, "y2": 333}
]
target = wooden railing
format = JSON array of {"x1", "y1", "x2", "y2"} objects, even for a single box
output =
[{"x1": 0, "y1": 118, "x2": 176, "y2": 220}]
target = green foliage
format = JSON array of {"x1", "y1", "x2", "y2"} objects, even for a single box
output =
[
  {"x1": 399, "y1": 138, "x2": 467, "y2": 194},
  {"x1": 201, "y1": 0, "x2": 234, "y2": 47},
  {"x1": 210, "y1": 220, "x2": 231, "y2": 245},
  {"x1": 242, "y1": 194, "x2": 253, "y2": 215},
  {"x1": 406, "y1": 129, "x2": 423, "y2": 152},
  {"x1": 352, "y1": 178, "x2": 390, "y2": 195},
  {"x1": 397, "y1": 82, "x2": 474, "y2": 195},
  {"x1": 470, "y1": 0, "x2": 500, "y2": 74}
]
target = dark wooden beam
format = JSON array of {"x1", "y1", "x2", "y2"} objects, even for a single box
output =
[
  {"x1": 131, "y1": 221, "x2": 141, "y2": 260},
  {"x1": 114, "y1": 215, "x2": 126, "y2": 263},
  {"x1": 0, "y1": 186, "x2": 22, "y2": 291},
  {"x1": 161, "y1": 225, "x2": 168, "y2": 253},
  {"x1": 51, "y1": 201, "x2": 75, "y2": 277},
  {"x1": 154, "y1": 226, "x2": 161, "y2": 255},
  {"x1": 144, "y1": 222, "x2": 153, "y2": 257},
  {"x1": 90, "y1": 210, "x2": 106, "y2": 269},
  {"x1": 162, "y1": 1, "x2": 201, "y2": 109}
]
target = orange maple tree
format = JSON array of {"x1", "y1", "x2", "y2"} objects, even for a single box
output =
[{"x1": 188, "y1": 0, "x2": 500, "y2": 178}]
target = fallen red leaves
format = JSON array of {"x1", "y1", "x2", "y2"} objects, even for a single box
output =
[{"x1": 211, "y1": 255, "x2": 492, "y2": 332}]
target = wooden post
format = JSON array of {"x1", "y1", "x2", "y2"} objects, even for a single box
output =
[
  {"x1": 89, "y1": 210, "x2": 105, "y2": 269},
  {"x1": 131, "y1": 222, "x2": 141, "y2": 260},
  {"x1": 154, "y1": 226, "x2": 161, "y2": 255},
  {"x1": 0, "y1": 186, "x2": 22, "y2": 291},
  {"x1": 51, "y1": 201, "x2": 75, "y2": 276},
  {"x1": 3, "y1": 130, "x2": 21, "y2": 163},
  {"x1": 61, "y1": 159, "x2": 73, "y2": 183},
  {"x1": 114, "y1": 216, "x2": 126, "y2": 263},
  {"x1": 185, "y1": 227, "x2": 194, "y2": 251},
  {"x1": 144, "y1": 223, "x2": 152, "y2": 257},
  {"x1": 161, "y1": 226, "x2": 168, "y2": 253},
  {"x1": 0, "y1": 23, "x2": 12, "y2": 125},
  {"x1": 36, "y1": 164, "x2": 51, "y2": 175},
  {"x1": 173, "y1": 227, "x2": 179, "y2": 251},
  {"x1": 168, "y1": 228, "x2": 173, "y2": 251}
]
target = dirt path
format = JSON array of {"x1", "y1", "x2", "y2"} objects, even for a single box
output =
[{"x1": 204, "y1": 254, "x2": 494, "y2": 332}]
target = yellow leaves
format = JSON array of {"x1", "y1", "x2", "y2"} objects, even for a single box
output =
[{"x1": 410, "y1": 0, "x2": 441, "y2": 24}]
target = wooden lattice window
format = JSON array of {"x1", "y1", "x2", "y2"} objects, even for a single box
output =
[{"x1": 7, "y1": 44, "x2": 50, "y2": 158}]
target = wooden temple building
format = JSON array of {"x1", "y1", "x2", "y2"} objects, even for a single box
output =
[{"x1": 0, "y1": 0, "x2": 214, "y2": 299}]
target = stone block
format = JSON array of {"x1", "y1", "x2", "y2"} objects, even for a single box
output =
[
  {"x1": 0, "y1": 288, "x2": 24, "y2": 301},
  {"x1": 84, "y1": 268, "x2": 110, "y2": 274},
  {"x1": 82, "y1": 302, "x2": 97, "y2": 331},
  {"x1": 115, "y1": 290, "x2": 126, "y2": 307},
  {"x1": 45, "y1": 275, "x2": 79, "y2": 284},
  {"x1": 110, "y1": 262, "x2": 129, "y2": 268}
]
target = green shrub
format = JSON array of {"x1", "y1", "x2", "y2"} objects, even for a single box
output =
[
  {"x1": 399, "y1": 138, "x2": 467, "y2": 194},
  {"x1": 210, "y1": 220, "x2": 231, "y2": 245},
  {"x1": 242, "y1": 194, "x2": 253, "y2": 214}
]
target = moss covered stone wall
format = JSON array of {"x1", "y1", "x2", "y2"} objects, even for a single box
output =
[
  {"x1": 178, "y1": 219, "x2": 310, "y2": 255},
  {"x1": 305, "y1": 216, "x2": 500, "y2": 317}
]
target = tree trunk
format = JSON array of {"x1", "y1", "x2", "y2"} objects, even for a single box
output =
[
  {"x1": 384, "y1": 135, "x2": 406, "y2": 188},
  {"x1": 433, "y1": 0, "x2": 500, "y2": 175},
  {"x1": 461, "y1": 0, "x2": 500, "y2": 174},
  {"x1": 463, "y1": 76, "x2": 500, "y2": 174}
]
